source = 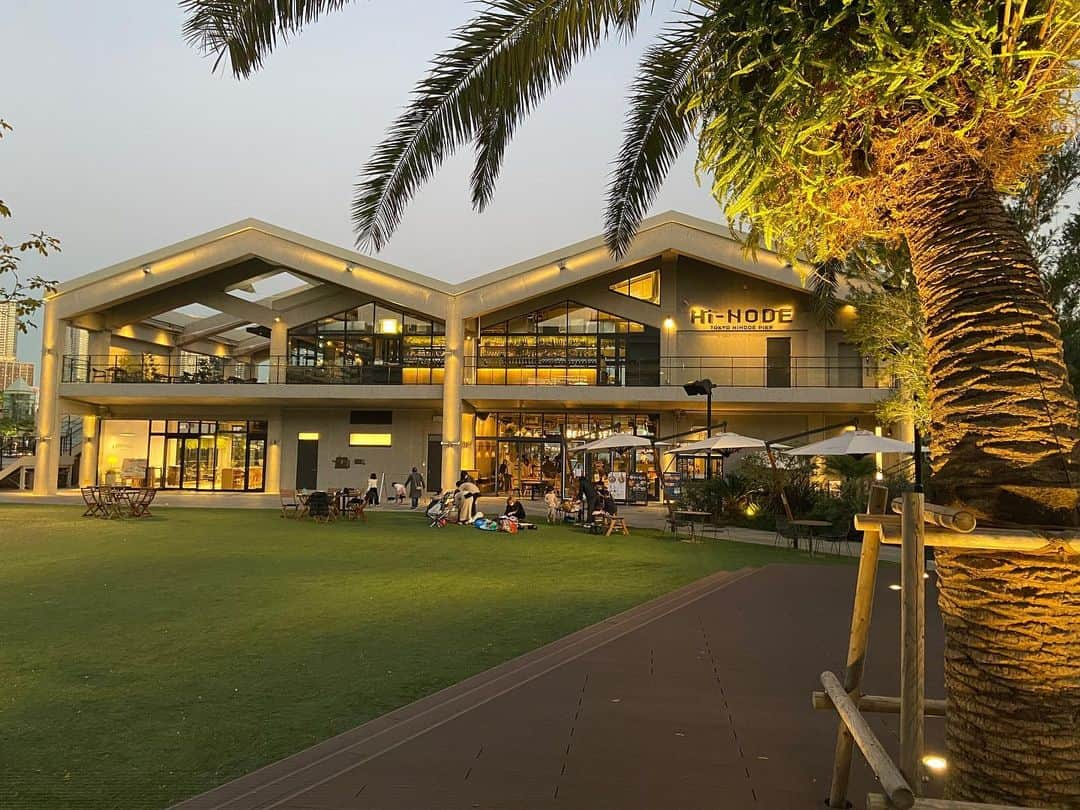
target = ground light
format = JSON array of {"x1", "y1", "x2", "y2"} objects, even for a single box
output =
[{"x1": 922, "y1": 755, "x2": 947, "y2": 773}]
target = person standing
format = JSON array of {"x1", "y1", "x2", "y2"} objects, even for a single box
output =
[
  {"x1": 407, "y1": 466, "x2": 425, "y2": 509},
  {"x1": 457, "y1": 475, "x2": 480, "y2": 523},
  {"x1": 366, "y1": 472, "x2": 380, "y2": 506},
  {"x1": 498, "y1": 458, "x2": 511, "y2": 494}
]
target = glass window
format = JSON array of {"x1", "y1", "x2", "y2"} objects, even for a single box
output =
[
  {"x1": 567, "y1": 305, "x2": 597, "y2": 334},
  {"x1": 609, "y1": 268, "x2": 660, "y2": 305},
  {"x1": 536, "y1": 304, "x2": 567, "y2": 335},
  {"x1": 507, "y1": 314, "x2": 533, "y2": 335}
]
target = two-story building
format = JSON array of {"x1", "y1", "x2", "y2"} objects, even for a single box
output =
[{"x1": 33, "y1": 211, "x2": 892, "y2": 499}]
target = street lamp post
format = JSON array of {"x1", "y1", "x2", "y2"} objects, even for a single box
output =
[{"x1": 683, "y1": 379, "x2": 715, "y2": 479}]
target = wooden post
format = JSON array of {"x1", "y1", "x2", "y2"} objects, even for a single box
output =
[
  {"x1": 827, "y1": 520, "x2": 882, "y2": 807},
  {"x1": 900, "y1": 490, "x2": 926, "y2": 793},
  {"x1": 821, "y1": 671, "x2": 915, "y2": 809}
]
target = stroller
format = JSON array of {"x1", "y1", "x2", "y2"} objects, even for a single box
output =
[{"x1": 426, "y1": 491, "x2": 457, "y2": 528}]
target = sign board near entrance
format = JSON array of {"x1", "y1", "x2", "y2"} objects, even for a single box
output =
[
  {"x1": 663, "y1": 471, "x2": 687, "y2": 501},
  {"x1": 627, "y1": 472, "x2": 650, "y2": 504},
  {"x1": 688, "y1": 306, "x2": 794, "y2": 332}
]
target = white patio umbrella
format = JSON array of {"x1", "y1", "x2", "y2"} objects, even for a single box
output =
[
  {"x1": 571, "y1": 433, "x2": 654, "y2": 453},
  {"x1": 782, "y1": 429, "x2": 914, "y2": 456},
  {"x1": 676, "y1": 432, "x2": 778, "y2": 454}
]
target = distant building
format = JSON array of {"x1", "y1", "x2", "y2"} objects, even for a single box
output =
[
  {"x1": 65, "y1": 325, "x2": 89, "y2": 359},
  {"x1": 1, "y1": 377, "x2": 35, "y2": 422},
  {"x1": 0, "y1": 301, "x2": 17, "y2": 359},
  {"x1": 0, "y1": 359, "x2": 34, "y2": 391}
]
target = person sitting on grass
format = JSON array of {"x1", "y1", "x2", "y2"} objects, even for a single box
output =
[{"x1": 504, "y1": 494, "x2": 527, "y2": 522}]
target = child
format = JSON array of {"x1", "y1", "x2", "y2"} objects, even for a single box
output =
[
  {"x1": 391, "y1": 481, "x2": 408, "y2": 504},
  {"x1": 544, "y1": 487, "x2": 559, "y2": 524},
  {"x1": 366, "y1": 472, "x2": 380, "y2": 506}
]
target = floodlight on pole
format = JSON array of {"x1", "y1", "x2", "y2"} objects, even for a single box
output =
[{"x1": 683, "y1": 379, "x2": 715, "y2": 479}]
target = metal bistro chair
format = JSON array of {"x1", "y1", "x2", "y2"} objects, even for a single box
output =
[
  {"x1": 664, "y1": 502, "x2": 691, "y2": 537},
  {"x1": 774, "y1": 515, "x2": 802, "y2": 549},
  {"x1": 820, "y1": 517, "x2": 854, "y2": 556}
]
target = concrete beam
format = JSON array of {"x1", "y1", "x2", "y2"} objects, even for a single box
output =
[{"x1": 195, "y1": 290, "x2": 278, "y2": 328}]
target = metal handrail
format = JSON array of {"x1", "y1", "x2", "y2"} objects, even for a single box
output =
[{"x1": 61, "y1": 353, "x2": 888, "y2": 389}]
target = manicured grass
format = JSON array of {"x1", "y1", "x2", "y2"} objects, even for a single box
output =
[{"x1": 0, "y1": 505, "x2": 845, "y2": 809}]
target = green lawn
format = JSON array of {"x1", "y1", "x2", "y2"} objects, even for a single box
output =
[{"x1": 1, "y1": 505, "x2": 844, "y2": 809}]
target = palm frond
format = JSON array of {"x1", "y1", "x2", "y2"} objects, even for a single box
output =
[
  {"x1": 180, "y1": 0, "x2": 355, "y2": 77},
  {"x1": 808, "y1": 257, "x2": 842, "y2": 326},
  {"x1": 353, "y1": 0, "x2": 645, "y2": 252},
  {"x1": 604, "y1": 13, "x2": 715, "y2": 257}
]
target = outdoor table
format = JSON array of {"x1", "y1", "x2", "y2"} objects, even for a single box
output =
[
  {"x1": 674, "y1": 510, "x2": 711, "y2": 542},
  {"x1": 788, "y1": 519, "x2": 832, "y2": 556},
  {"x1": 520, "y1": 479, "x2": 544, "y2": 500}
]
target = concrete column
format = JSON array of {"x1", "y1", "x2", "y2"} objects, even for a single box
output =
[
  {"x1": 270, "y1": 320, "x2": 288, "y2": 383},
  {"x1": 441, "y1": 300, "x2": 464, "y2": 488},
  {"x1": 79, "y1": 415, "x2": 100, "y2": 487},
  {"x1": 265, "y1": 410, "x2": 283, "y2": 494},
  {"x1": 33, "y1": 301, "x2": 62, "y2": 495}
]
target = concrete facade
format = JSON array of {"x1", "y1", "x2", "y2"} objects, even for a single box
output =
[{"x1": 34, "y1": 212, "x2": 894, "y2": 497}]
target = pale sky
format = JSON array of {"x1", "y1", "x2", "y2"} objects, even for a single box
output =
[{"x1": 4, "y1": 1, "x2": 721, "y2": 363}]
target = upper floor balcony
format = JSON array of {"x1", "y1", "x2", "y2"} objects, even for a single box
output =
[{"x1": 62, "y1": 353, "x2": 888, "y2": 390}]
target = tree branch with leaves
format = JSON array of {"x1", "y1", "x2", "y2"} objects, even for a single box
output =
[{"x1": 0, "y1": 119, "x2": 59, "y2": 334}]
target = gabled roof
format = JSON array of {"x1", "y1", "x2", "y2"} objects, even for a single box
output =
[{"x1": 51, "y1": 211, "x2": 843, "y2": 326}]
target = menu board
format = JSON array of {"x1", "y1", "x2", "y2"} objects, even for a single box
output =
[
  {"x1": 626, "y1": 472, "x2": 650, "y2": 505},
  {"x1": 121, "y1": 458, "x2": 148, "y2": 480},
  {"x1": 606, "y1": 471, "x2": 627, "y2": 501},
  {"x1": 663, "y1": 471, "x2": 688, "y2": 502}
]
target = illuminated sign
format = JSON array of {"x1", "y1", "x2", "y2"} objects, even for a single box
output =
[{"x1": 688, "y1": 306, "x2": 794, "y2": 332}]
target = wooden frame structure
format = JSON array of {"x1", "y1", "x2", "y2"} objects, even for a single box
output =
[{"x1": 814, "y1": 485, "x2": 1073, "y2": 810}]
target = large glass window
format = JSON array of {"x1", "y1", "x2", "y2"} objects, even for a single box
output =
[
  {"x1": 477, "y1": 301, "x2": 659, "y2": 385},
  {"x1": 472, "y1": 411, "x2": 660, "y2": 499},
  {"x1": 98, "y1": 419, "x2": 267, "y2": 491},
  {"x1": 287, "y1": 302, "x2": 444, "y2": 384}
]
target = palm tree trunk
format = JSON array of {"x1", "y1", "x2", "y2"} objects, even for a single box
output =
[
  {"x1": 902, "y1": 172, "x2": 1080, "y2": 524},
  {"x1": 901, "y1": 171, "x2": 1080, "y2": 806}
]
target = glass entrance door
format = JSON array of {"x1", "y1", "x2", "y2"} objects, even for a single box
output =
[
  {"x1": 180, "y1": 436, "x2": 217, "y2": 490},
  {"x1": 180, "y1": 438, "x2": 201, "y2": 489}
]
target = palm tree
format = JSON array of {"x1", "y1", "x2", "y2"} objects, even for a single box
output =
[{"x1": 180, "y1": 1, "x2": 1080, "y2": 803}]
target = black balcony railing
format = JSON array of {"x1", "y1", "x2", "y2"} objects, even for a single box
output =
[
  {"x1": 62, "y1": 354, "x2": 885, "y2": 389},
  {"x1": 465, "y1": 356, "x2": 885, "y2": 388},
  {"x1": 62, "y1": 355, "x2": 445, "y2": 385}
]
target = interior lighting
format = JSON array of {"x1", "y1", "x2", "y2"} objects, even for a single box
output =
[
  {"x1": 350, "y1": 433, "x2": 392, "y2": 447},
  {"x1": 378, "y1": 318, "x2": 402, "y2": 335},
  {"x1": 297, "y1": 432, "x2": 319, "y2": 440}
]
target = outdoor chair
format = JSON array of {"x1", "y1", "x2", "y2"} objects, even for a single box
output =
[
  {"x1": 774, "y1": 515, "x2": 801, "y2": 549},
  {"x1": 702, "y1": 512, "x2": 728, "y2": 538},
  {"x1": 280, "y1": 489, "x2": 301, "y2": 518},
  {"x1": 603, "y1": 514, "x2": 629, "y2": 536},
  {"x1": 81, "y1": 487, "x2": 106, "y2": 517},
  {"x1": 306, "y1": 491, "x2": 333, "y2": 523},
  {"x1": 819, "y1": 518, "x2": 853, "y2": 556},
  {"x1": 128, "y1": 488, "x2": 156, "y2": 518},
  {"x1": 664, "y1": 502, "x2": 691, "y2": 537},
  {"x1": 98, "y1": 487, "x2": 127, "y2": 519}
]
